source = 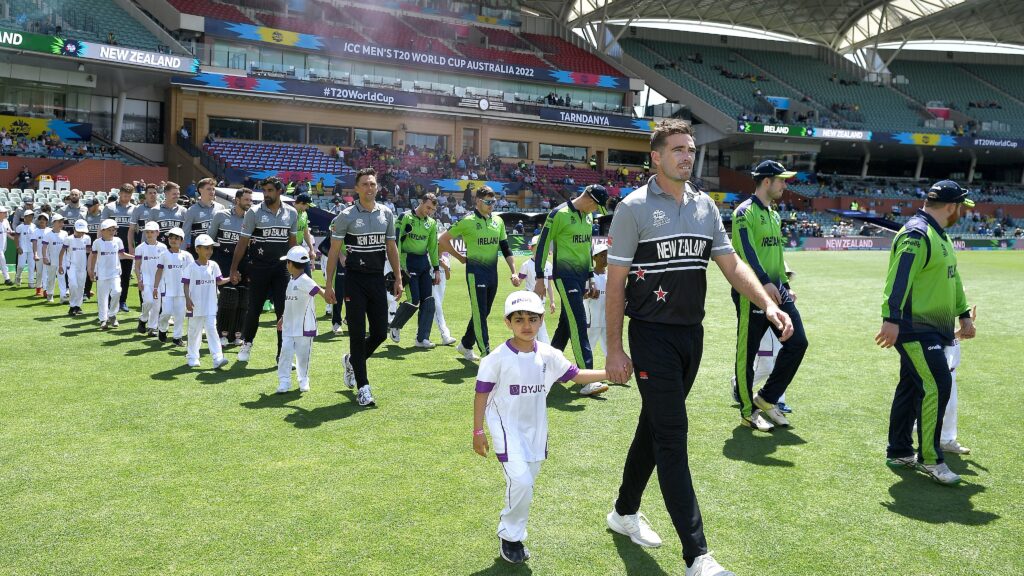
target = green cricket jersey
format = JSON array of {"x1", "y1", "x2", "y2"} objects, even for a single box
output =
[
  {"x1": 731, "y1": 196, "x2": 786, "y2": 288},
  {"x1": 396, "y1": 211, "x2": 439, "y2": 269},
  {"x1": 448, "y1": 210, "x2": 508, "y2": 274},
  {"x1": 882, "y1": 209, "x2": 969, "y2": 344},
  {"x1": 535, "y1": 202, "x2": 593, "y2": 280}
]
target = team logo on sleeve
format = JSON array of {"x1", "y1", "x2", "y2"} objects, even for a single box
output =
[{"x1": 652, "y1": 210, "x2": 670, "y2": 228}]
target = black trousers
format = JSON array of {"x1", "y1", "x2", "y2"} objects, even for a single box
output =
[
  {"x1": 345, "y1": 270, "x2": 389, "y2": 388},
  {"x1": 118, "y1": 259, "x2": 133, "y2": 305},
  {"x1": 241, "y1": 263, "x2": 288, "y2": 356},
  {"x1": 733, "y1": 290, "x2": 808, "y2": 417},
  {"x1": 330, "y1": 267, "x2": 346, "y2": 326},
  {"x1": 615, "y1": 320, "x2": 708, "y2": 560},
  {"x1": 887, "y1": 338, "x2": 952, "y2": 466}
]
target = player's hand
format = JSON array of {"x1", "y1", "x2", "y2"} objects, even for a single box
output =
[
  {"x1": 138, "y1": 281, "x2": 144, "y2": 292},
  {"x1": 534, "y1": 282, "x2": 546, "y2": 299},
  {"x1": 875, "y1": 321, "x2": 899, "y2": 348},
  {"x1": 43, "y1": 259, "x2": 49, "y2": 265},
  {"x1": 89, "y1": 271, "x2": 96, "y2": 281},
  {"x1": 510, "y1": 274, "x2": 521, "y2": 287},
  {"x1": 152, "y1": 288, "x2": 159, "y2": 300},
  {"x1": 17, "y1": 248, "x2": 22, "y2": 255},
  {"x1": 606, "y1": 348, "x2": 633, "y2": 384},
  {"x1": 788, "y1": 288, "x2": 797, "y2": 303},
  {"x1": 549, "y1": 300, "x2": 556, "y2": 315},
  {"x1": 33, "y1": 254, "x2": 39, "y2": 261},
  {"x1": 324, "y1": 287, "x2": 337, "y2": 305},
  {"x1": 456, "y1": 253, "x2": 468, "y2": 265},
  {"x1": 765, "y1": 305, "x2": 794, "y2": 341},
  {"x1": 276, "y1": 317, "x2": 283, "y2": 330},
  {"x1": 58, "y1": 267, "x2": 64, "y2": 275},
  {"x1": 308, "y1": 248, "x2": 316, "y2": 262},
  {"x1": 763, "y1": 282, "x2": 782, "y2": 305},
  {"x1": 185, "y1": 299, "x2": 194, "y2": 313},
  {"x1": 392, "y1": 280, "x2": 403, "y2": 300},
  {"x1": 958, "y1": 317, "x2": 976, "y2": 340},
  {"x1": 433, "y1": 270, "x2": 441, "y2": 286},
  {"x1": 229, "y1": 269, "x2": 240, "y2": 284},
  {"x1": 473, "y1": 432, "x2": 489, "y2": 457}
]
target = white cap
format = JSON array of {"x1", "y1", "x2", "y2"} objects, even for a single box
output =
[
  {"x1": 36, "y1": 212, "x2": 49, "y2": 220},
  {"x1": 100, "y1": 219, "x2": 117, "y2": 230},
  {"x1": 194, "y1": 234, "x2": 217, "y2": 247},
  {"x1": 143, "y1": 221, "x2": 160, "y2": 232},
  {"x1": 51, "y1": 213, "x2": 65, "y2": 221},
  {"x1": 74, "y1": 219, "x2": 88, "y2": 232},
  {"x1": 167, "y1": 227, "x2": 185, "y2": 239},
  {"x1": 22, "y1": 195, "x2": 33, "y2": 202},
  {"x1": 592, "y1": 242, "x2": 608, "y2": 256},
  {"x1": 23, "y1": 209, "x2": 34, "y2": 217},
  {"x1": 281, "y1": 245, "x2": 310, "y2": 263},
  {"x1": 504, "y1": 290, "x2": 545, "y2": 317},
  {"x1": 0, "y1": 205, "x2": 7, "y2": 213},
  {"x1": 529, "y1": 235, "x2": 541, "y2": 247}
]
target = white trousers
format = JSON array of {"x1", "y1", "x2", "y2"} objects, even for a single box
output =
[
  {"x1": 140, "y1": 281, "x2": 160, "y2": 329},
  {"x1": 67, "y1": 266, "x2": 86, "y2": 308},
  {"x1": 752, "y1": 329, "x2": 787, "y2": 404},
  {"x1": 159, "y1": 295, "x2": 186, "y2": 338},
  {"x1": 0, "y1": 249, "x2": 8, "y2": 280},
  {"x1": 497, "y1": 460, "x2": 542, "y2": 543},
  {"x1": 35, "y1": 258, "x2": 44, "y2": 289},
  {"x1": 942, "y1": 343, "x2": 961, "y2": 444},
  {"x1": 42, "y1": 262, "x2": 65, "y2": 299},
  {"x1": 432, "y1": 272, "x2": 452, "y2": 340},
  {"x1": 96, "y1": 276, "x2": 121, "y2": 321},
  {"x1": 187, "y1": 314, "x2": 223, "y2": 364},
  {"x1": 16, "y1": 252, "x2": 35, "y2": 285},
  {"x1": 585, "y1": 324, "x2": 603, "y2": 353},
  {"x1": 278, "y1": 335, "x2": 313, "y2": 388}
]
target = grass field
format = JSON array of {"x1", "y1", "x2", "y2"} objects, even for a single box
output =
[{"x1": 1, "y1": 251, "x2": 1022, "y2": 576}]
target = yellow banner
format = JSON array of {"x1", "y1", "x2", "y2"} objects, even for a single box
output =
[{"x1": 0, "y1": 116, "x2": 52, "y2": 139}]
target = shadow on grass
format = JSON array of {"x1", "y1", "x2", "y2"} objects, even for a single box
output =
[
  {"x1": 411, "y1": 364, "x2": 478, "y2": 385},
  {"x1": 610, "y1": 531, "x2": 671, "y2": 576},
  {"x1": 372, "y1": 343, "x2": 415, "y2": 360},
  {"x1": 468, "y1": 557, "x2": 533, "y2": 576},
  {"x1": 881, "y1": 464, "x2": 999, "y2": 525},
  {"x1": 241, "y1": 390, "x2": 367, "y2": 428},
  {"x1": 546, "y1": 381, "x2": 592, "y2": 413},
  {"x1": 721, "y1": 425, "x2": 807, "y2": 467}
]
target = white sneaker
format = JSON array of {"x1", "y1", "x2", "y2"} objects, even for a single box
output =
[
  {"x1": 220, "y1": 336, "x2": 229, "y2": 348},
  {"x1": 99, "y1": 321, "x2": 108, "y2": 330},
  {"x1": 389, "y1": 327, "x2": 401, "y2": 343},
  {"x1": 886, "y1": 455, "x2": 919, "y2": 469},
  {"x1": 325, "y1": 304, "x2": 333, "y2": 316},
  {"x1": 332, "y1": 323, "x2": 342, "y2": 334},
  {"x1": 579, "y1": 382, "x2": 609, "y2": 396},
  {"x1": 941, "y1": 440, "x2": 971, "y2": 455},
  {"x1": 922, "y1": 462, "x2": 962, "y2": 485},
  {"x1": 606, "y1": 509, "x2": 662, "y2": 548},
  {"x1": 741, "y1": 409, "x2": 776, "y2": 432},
  {"x1": 685, "y1": 553, "x2": 735, "y2": 576},
  {"x1": 213, "y1": 357, "x2": 229, "y2": 370},
  {"x1": 440, "y1": 335, "x2": 457, "y2": 346},
  {"x1": 233, "y1": 335, "x2": 244, "y2": 345},
  {"x1": 299, "y1": 381, "x2": 310, "y2": 393},
  {"x1": 415, "y1": 339, "x2": 436, "y2": 349},
  {"x1": 188, "y1": 360, "x2": 200, "y2": 368},
  {"x1": 110, "y1": 317, "x2": 119, "y2": 328},
  {"x1": 237, "y1": 342, "x2": 252, "y2": 362},
  {"x1": 343, "y1": 354, "x2": 356, "y2": 388},
  {"x1": 753, "y1": 393, "x2": 790, "y2": 427},
  {"x1": 357, "y1": 385, "x2": 375, "y2": 406},
  {"x1": 456, "y1": 342, "x2": 479, "y2": 361},
  {"x1": 275, "y1": 384, "x2": 291, "y2": 394}
]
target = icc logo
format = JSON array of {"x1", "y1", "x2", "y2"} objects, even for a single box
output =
[
  {"x1": 272, "y1": 31, "x2": 284, "y2": 43},
  {"x1": 10, "y1": 119, "x2": 30, "y2": 137},
  {"x1": 921, "y1": 134, "x2": 933, "y2": 144}
]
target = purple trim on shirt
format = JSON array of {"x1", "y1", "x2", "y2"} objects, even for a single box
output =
[
  {"x1": 157, "y1": 264, "x2": 164, "y2": 269},
  {"x1": 134, "y1": 255, "x2": 142, "y2": 260},
  {"x1": 475, "y1": 380, "x2": 496, "y2": 393},
  {"x1": 186, "y1": 312, "x2": 193, "y2": 317},
  {"x1": 181, "y1": 278, "x2": 189, "y2": 284},
  {"x1": 558, "y1": 365, "x2": 580, "y2": 383},
  {"x1": 302, "y1": 329, "x2": 317, "y2": 337},
  {"x1": 216, "y1": 276, "x2": 224, "y2": 282},
  {"x1": 496, "y1": 453, "x2": 508, "y2": 462},
  {"x1": 118, "y1": 249, "x2": 125, "y2": 254},
  {"x1": 308, "y1": 286, "x2": 321, "y2": 296},
  {"x1": 757, "y1": 350, "x2": 773, "y2": 357},
  {"x1": 517, "y1": 273, "x2": 527, "y2": 279},
  {"x1": 504, "y1": 339, "x2": 538, "y2": 354}
]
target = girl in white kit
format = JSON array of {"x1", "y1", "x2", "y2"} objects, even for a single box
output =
[
  {"x1": 14, "y1": 210, "x2": 38, "y2": 288},
  {"x1": 41, "y1": 214, "x2": 68, "y2": 302},
  {"x1": 183, "y1": 234, "x2": 230, "y2": 369},
  {"x1": 276, "y1": 246, "x2": 327, "y2": 393},
  {"x1": 0, "y1": 206, "x2": 12, "y2": 285},
  {"x1": 516, "y1": 235, "x2": 555, "y2": 343},
  {"x1": 134, "y1": 221, "x2": 167, "y2": 336},
  {"x1": 153, "y1": 227, "x2": 193, "y2": 346},
  {"x1": 88, "y1": 219, "x2": 133, "y2": 329},
  {"x1": 472, "y1": 291, "x2": 607, "y2": 565},
  {"x1": 59, "y1": 219, "x2": 91, "y2": 316},
  {"x1": 586, "y1": 243, "x2": 608, "y2": 356}
]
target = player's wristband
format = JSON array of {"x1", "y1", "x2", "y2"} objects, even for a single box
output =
[{"x1": 473, "y1": 429, "x2": 485, "y2": 436}]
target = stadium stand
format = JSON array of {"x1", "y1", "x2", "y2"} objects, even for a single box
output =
[
  {"x1": 456, "y1": 44, "x2": 551, "y2": 69},
  {"x1": 522, "y1": 33, "x2": 621, "y2": 76},
  {"x1": 401, "y1": 14, "x2": 472, "y2": 40},
  {"x1": 478, "y1": 26, "x2": 532, "y2": 50},
  {"x1": 0, "y1": 0, "x2": 163, "y2": 51},
  {"x1": 204, "y1": 141, "x2": 350, "y2": 174},
  {"x1": 164, "y1": 0, "x2": 254, "y2": 24}
]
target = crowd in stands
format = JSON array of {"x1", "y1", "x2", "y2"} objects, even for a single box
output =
[
  {"x1": 0, "y1": 127, "x2": 119, "y2": 160},
  {"x1": 968, "y1": 100, "x2": 1002, "y2": 109}
]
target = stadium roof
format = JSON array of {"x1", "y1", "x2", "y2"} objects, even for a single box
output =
[{"x1": 522, "y1": 0, "x2": 1024, "y2": 52}]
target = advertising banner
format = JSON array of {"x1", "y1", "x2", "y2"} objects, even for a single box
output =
[
  {"x1": 0, "y1": 27, "x2": 199, "y2": 73},
  {"x1": 738, "y1": 121, "x2": 808, "y2": 137},
  {"x1": 205, "y1": 19, "x2": 629, "y2": 90},
  {"x1": 539, "y1": 108, "x2": 654, "y2": 131},
  {"x1": 173, "y1": 72, "x2": 418, "y2": 107},
  {"x1": 0, "y1": 114, "x2": 92, "y2": 141}
]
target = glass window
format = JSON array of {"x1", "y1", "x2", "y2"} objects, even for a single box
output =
[
  {"x1": 309, "y1": 125, "x2": 351, "y2": 146},
  {"x1": 539, "y1": 143, "x2": 587, "y2": 162},
  {"x1": 259, "y1": 48, "x2": 284, "y2": 72},
  {"x1": 262, "y1": 121, "x2": 305, "y2": 143},
  {"x1": 120, "y1": 99, "x2": 148, "y2": 143},
  {"x1": 608, "y1": 149, "x2": 648, "y2": 166},
  {"x1": 209, "y1": 117, "x2": 258, "y2": 140},
  {"x1": 406, "y1": 132, "x2": 448, "y2": 151},
  {"x1": 146, "y1": 101, "x2": 164, "y2": 144},
  {"x1": 490, "y1": 139, "x2": 528, "y2": 159},
  {"x1": 89, "y1": 95, "x2": 113, "y2": 138},
  {"x1": 353, "y1": 128, "x2": 393, "y2": 148}
]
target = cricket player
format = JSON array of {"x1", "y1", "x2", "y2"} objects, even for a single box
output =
[
  {"x1": 0, "y1": 206, "x2": 12, "y2": 285},
  {"x1": 182, "y1": 178, "x2": 224, "y2": 252},
  {"x1": 473, "y1": 291, "x2": 607, "y2": 564},
  {"x1": 153, "y1": 227, "x2": 193, "y2": 346},
  {"x1": 876, "y1": 179, "x2": 976, "y2": 485},
  {"x1": 152, "y1": 182, "x2": 187, "y2": 246},
  {"x1": 209, "y1": 187, "x2": 252, "y2": 346},
  {"x1": 389, "y1": 193, "x2": 442, "y2": 348},
  {"x1": 41, "y1": 214, "x2": 68, "y2": 302},
  {"x1": 89, "y1": 219, "x2": 133, "y2": 329},
  {"x1": 438, "y1": 186, "x2": 521, "y2": 360},
  {"x1": 32, "y1": 213, "x2": 49, "y2": 296},
  {"x1": 14, "y1": 210, "x2": 37, "y2": 288},
  {"x1": 184, "y1": 234, "x2": 230, "y2": 369},
  {"x1": 101, "y1": 183, "x2": 137, "y2": 311},
  {"x1": 134, "y1": 221, "x2": 167, "y2": 335},
  {"x1": 275, "y1": 246, "x2": 327, "y2": 394},
  {"x1": 59, "y1": 219, "x2": 91, "y2": 316},
  {"x1": 517, "y1": 235, "x2": 555, "y2": 343}
]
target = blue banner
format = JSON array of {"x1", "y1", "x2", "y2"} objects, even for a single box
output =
[{"x1": 172, "y1": 72, "x2": 419, "y2": 107}]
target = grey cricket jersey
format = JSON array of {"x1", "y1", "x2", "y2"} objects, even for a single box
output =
[
  {"x1": 182, "y1": 201, "x2": 224, "y2": 246},
  {"x1": 240, "y1": 201, "x2": 298, "y2": 268},
  {"x1": 330, "y1": 202, "x2": 396, "y2": 274},
  {"x1": 208, "y1": 208, "x2": 246, "y2": 260},
  {"x1": 101, "y1": 201, "x2": 137, "y2": 244},
  {"x1": 151, "y1": 204, "x2": 187, "y2": 244},
  {"x1": 607, "y1": 175, "x2": 734, "y2": 326}
]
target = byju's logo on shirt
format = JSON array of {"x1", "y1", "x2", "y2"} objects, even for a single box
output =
[{"x1": 509, "y1": 384, "x2": 547, "y2": 396}]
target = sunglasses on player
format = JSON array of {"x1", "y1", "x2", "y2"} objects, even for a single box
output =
[{"x1": 481, "y1": 198, "x2": 496, "y2": 206}]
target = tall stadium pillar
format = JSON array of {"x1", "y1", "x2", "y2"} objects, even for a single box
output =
[
  {"x1": 112, "y1": 92, "x2": 128, "y2": 145},
  {"x1": 967, "y1": 152, "x2": 977, "y2": 183},
  {"x1": 914, "y1": 150, "x2": 924, "y2": 180},
  {"x1": 860, "y1": 151, "x2": 870, "y2": 178},
  {"x1": 695, "y1": 145, "x2": 707, "y2": 179}
]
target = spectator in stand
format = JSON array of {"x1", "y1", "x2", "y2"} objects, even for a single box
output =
[
  {"x1": 185, "y1": 181, "x2": 198, "y2": 199},
  {"x1": 16, "y1": 165, "x2": 34, "y2": 189},
  {"x1": 204, "y1": 132, "x2": 216, "y2": 145},
  {"x1": 107, "y1": 32, "x2": 117, "y2": 45}
]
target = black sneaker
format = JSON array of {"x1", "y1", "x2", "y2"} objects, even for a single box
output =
[
  {"x1": 136, "y1": 320, "x2": 147, "y2": 334},
  {"x1": 4, "y1": 279, "x2": 12, "y2": 286},
  {"x1": 172, "y1": 338, "x2": 185, "y2": 346},
  {"x1": 74, "y1": 307, "x2": 84, "y2": 316},
  {"x1": 68, "y1": 307, "x2": 75, "y2": 316},
  {"x1": 499, "y1": 538, "x2": 530, "y2": 564},
  {"x1": 158, "y1": 331, "x2": 168, "y2": 343}
]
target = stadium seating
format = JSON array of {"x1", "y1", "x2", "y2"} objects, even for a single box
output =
[
  {"x1": 165, "y1": 0, "x2": 253, "y2": 24},
  {"x1": 204, "y1": 141, "x2": 351, "y2": 174},
  {"x1": 522, "y1": 33, "x2": 621, "y2": 76},
  {"x1": 478, "y1": 27, "x2": 531, "y2": 50},
  {"x1": 26, "y1": 0, "x2": 163, "y2": 51},
  {"x1": 402, "y1": 15, "x2": 471, "y2": 40},
  {"x1": 965, "y1": 64, "x2": 1024, "y2": 109},
  {"x1": 456, "y1": 44, "x2": 550, "y2": 68}
]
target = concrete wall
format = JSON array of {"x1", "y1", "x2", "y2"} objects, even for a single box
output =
[{"x1": 2, "y1": 157, "x2": 167, "y2": 194}]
